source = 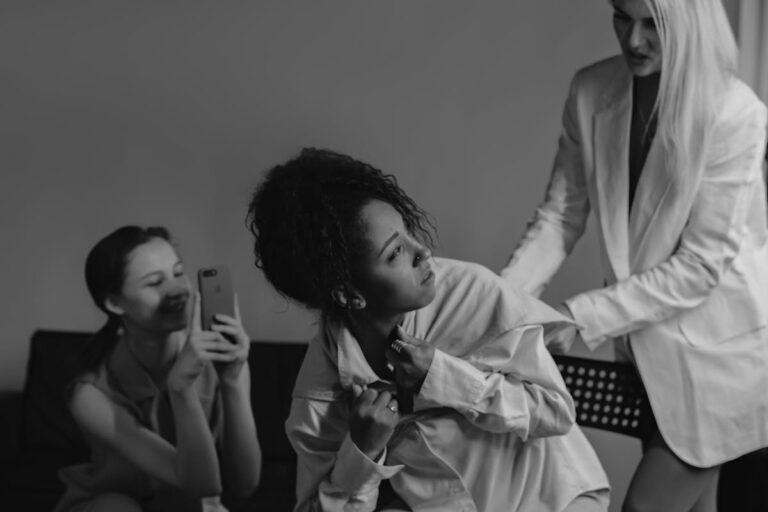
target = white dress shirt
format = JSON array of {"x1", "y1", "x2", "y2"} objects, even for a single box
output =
[{"x1": 287, "y1": 258, "x2": 609, "y2": 512}]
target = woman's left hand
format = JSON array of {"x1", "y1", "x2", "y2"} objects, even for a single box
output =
[
  {"x1": 209, "y1": 295, "x2": 250, "y2": 385},
  {"x1": 544, "y1": 304, "x2": 578, "y2": 354},
  {"x1": 385, "y1": 325, "x2": 435, "y2": 392}
]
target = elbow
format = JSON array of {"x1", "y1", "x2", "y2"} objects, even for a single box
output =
[
  {"x1": 530, "y1": 411, "x2": 574, "y2": 438},
  {"x1": 524, "y1": 390, "x2": 576, "y2": 439},
  {"x1": 229, "y1": 472, "x2": 261, "y2": 499},
  {"x1": 229, "y1": 484, "x2": 257, "y2": 499},
  {"x1": 185, "y1": 480, "x2": 223, "y2": 499},
  {"x1": 678, "y1": 247, "x2": 727, "y2": 293},
  {"x1": 176, "y1": 466, "x2": 223, "y2": 498},
  {"x1": 224, "y1": 458, "x2": 262, "y2": 498}
]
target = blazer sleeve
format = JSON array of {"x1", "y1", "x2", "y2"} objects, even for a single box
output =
[
  {"x1": 566, "y1": 88, "x2": 768, "y2": 348},
  {"x1": 501, "y1": 70, "x2": 592, "y2": 298}
]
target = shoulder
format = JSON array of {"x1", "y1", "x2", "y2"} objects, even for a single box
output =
[
  {"x1": 432, "y1": 257, "x2": 513, "y2": 302},
  {"x1": 716, "y1": 77, "x2": 767, "y2": 127},
  {"x1": 290, "y1": 326, "x2": 342, "y2": 401},
  {"x1": 431, "y1": 257, "x2": 566, "y2": 329},
  {"x1": 433, "y1": 257, "x2": 498, "y2": 287},
  {"x1": 707, "y1": 77, "x2": 768, "y2": 161},
  {"x1": 68, "y1": 380, "x2": 122, "y2": 436},
  {"x1": 569, "y1": 55, "x2": 627, "y2": 94}
]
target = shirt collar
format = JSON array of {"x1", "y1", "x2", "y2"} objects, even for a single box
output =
[
  {"x1": 107, "y1": 338, "x2": 162, "y2": 403},
  {"x1": 329, "y1": 316, "x2": 419, "y2": 394}
]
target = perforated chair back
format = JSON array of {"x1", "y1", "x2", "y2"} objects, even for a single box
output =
[{"x1": 552, "y1": 354, "x2": 647, "y2": 438}]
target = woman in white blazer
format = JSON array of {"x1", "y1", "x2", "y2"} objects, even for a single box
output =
[{"x1": 501, "y1": 1, "x2": 768, "y2": 511}]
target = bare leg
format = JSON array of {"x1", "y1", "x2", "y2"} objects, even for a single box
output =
[
  {"x1": 690, "y1": 468, "x2": 718, "y2": 512},
  {"x1": 622, "y1": 432, "x2": 719, "y2": 512}
]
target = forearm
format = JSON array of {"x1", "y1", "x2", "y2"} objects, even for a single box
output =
[
  {"x1": 168, "y1": 386, "x2": 222, "y2": 497},
  {"x1": 502, "y1": 215, "x2": 577, "y2": 297},
  {"x1": 299, "y1": 436, "x2": 401, "y2": 512},
  {"x1": 288, "y1": 399, "x2": 403, "y2": 512},
  {"x1": 503, "y1": 70, "x2": 589, "y2": 297},
  {"x1": 570, "y1": 89, "x2": 768, "y2": 348},
  {"x1": 415, "y1": 348, "x2": 574, "y2": 438},
  {"x1": 220, "y1": 366, "x2": 261, "y2": 496}
]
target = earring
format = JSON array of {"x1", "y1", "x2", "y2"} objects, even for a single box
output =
[{"x1": 350, "y1": 298, "x2": 366, "y2": 310}]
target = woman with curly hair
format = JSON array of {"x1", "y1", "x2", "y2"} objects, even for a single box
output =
[{"x1": 246, "y1": 148, "x2": 609, "y2": 512}]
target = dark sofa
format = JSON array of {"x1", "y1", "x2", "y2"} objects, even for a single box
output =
[
  {"x1": 1, "y1": 330, "x2": 766, "y2": 512},
  {"x1": 0, "y1": 330, "x2": 307, "y2": 512}
]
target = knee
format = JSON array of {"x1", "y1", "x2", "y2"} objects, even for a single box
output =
[{"x1": 89, "y1": 493, "x2": 142, "y2": 512}]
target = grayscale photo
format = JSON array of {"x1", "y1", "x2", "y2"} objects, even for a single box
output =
[{"x1": 1, "y1": 1, "x2": 767, "y2": 511}]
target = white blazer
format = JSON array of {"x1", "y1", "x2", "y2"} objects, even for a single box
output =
[{"x1": 502, "y1": 55, "x2": 768, "y2": 467}]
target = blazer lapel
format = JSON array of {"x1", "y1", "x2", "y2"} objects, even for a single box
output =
[
  {"x1": 628, "y1": 133, "x2": 676, "y2": 269},
  {"x1": 594, "y1": 66, "x2": 632, "y2": 280}
]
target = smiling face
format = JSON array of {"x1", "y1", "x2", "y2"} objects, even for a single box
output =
[
  {"x1": 107, "y1": 237, "x2": 191, "y2": 334},
  {"x1": 349, "y1": 200, "x2": 436, "y2": 317},
  {"x1": 612, "y1": 0, "x2": 662, "y2": 76}
]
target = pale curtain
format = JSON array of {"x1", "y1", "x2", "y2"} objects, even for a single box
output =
[{"x1": 737, "y1": 0, "x2": 768, "y2": 103}]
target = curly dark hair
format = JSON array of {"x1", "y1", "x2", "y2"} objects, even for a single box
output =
[{"x1": 246, "y1": 148, "x2": 435, "y2": 319}]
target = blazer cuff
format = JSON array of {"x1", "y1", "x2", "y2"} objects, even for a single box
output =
[{"x1": 565, "y1": 295, "x2": 607, "y2": 350}]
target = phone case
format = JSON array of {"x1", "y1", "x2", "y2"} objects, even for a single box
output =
[{"x1": 197, "y1": 266, "x2": 235, "y2": 331}]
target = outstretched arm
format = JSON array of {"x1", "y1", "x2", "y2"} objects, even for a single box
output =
[
  {"x1": 566, "y1": 91, "x2": 768, "y2": 348},
  {"x1": 501, "y1": 71, "x2": 591, "y2": 297}
]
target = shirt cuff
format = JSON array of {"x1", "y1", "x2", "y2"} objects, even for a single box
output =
[
  {"x1": 329, "y1": 434, "x2": 403, "y2": 494},
  {"x1": 565, "y1": 295, "x2": 607, "y2": 350},
  {"x1": 415, "y1": 349, "x2": 484, "y2": 411}
]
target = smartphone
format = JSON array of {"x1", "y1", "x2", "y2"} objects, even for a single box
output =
[{"x1": 197, "y1": 266, "x2": 235, "y2": 332}]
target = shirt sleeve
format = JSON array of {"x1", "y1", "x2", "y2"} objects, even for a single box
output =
[
  {"x1": 413, "y1": 324, "x2": 575, "y2": 439},
  {"x1": 500, "y1": 69, "x2": 591, "y2": 298},
  {"x1": 286, "y1": 397, "x2": 404, "y2": 512}
]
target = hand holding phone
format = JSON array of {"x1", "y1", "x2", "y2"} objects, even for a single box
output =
[{"x1": 198, "y1": 266, "x2": 235, "y2": 332}]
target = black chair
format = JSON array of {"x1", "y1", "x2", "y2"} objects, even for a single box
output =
[
  {"x1": 552, "y1": 354, "x2": 646, "y2": 438},
  {"x1": 552, "y1": 353, "x2": 768, "y2": 511}
]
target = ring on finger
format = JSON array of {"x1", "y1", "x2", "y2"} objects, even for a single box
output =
[{"x1": 387, "y1": 402, "x2": 398, "y2": 413}]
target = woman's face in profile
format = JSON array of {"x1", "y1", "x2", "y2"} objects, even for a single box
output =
[
  {"x1": 612, "y1": 0, "x2": 662, "y2": 76},
  {"x1": 350, "y1": 199, "x2": 436, "y2": 317},
  {"x1": 110, "y1": 237, "x2": 191, "y2": 334}
]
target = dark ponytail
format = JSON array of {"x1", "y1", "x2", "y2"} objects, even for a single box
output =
[
  {"x1": 78, "y1": 315, "x2": 122, "y2": 376},
  {"x1": 78, "y1": 225, "x2": 171, "y2": 375}
]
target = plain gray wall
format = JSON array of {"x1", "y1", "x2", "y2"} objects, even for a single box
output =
[{"x1": 0, "y1": 2, "x2": 741, "y2": 510}]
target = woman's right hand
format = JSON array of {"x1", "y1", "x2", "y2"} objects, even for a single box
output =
[
  {"x1": 348, "y1": 384, "x2": 400, "y2": 461},
  {"x1": 167, "y1": 292, "x2": 239, "y2": 392}
]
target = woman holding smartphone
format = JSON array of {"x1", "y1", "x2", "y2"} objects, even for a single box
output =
[{"x1": 54, "y1": 226, "x2": 261, "y2": 512}]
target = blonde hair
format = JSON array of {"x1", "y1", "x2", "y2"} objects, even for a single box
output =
[{"x1": 645, "y1": 0, "x2": 738, "y2": 177}]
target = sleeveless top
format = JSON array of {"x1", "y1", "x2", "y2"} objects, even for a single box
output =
[{"x1": 53, "y1": 339, "x2": 227, "y2": 512}]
